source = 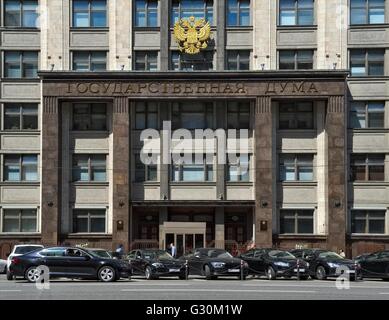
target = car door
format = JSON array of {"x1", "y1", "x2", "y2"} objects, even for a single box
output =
[
  {"x1": 253, "y1": 250, "x2": 266, "y2": 274},
  {"x1": 360, "y1": 253, "x2": 381, "y2": 277},
  {"x1": 64, "y1": 249, "x2": 96, "y2": 276},
  {"x1": 39, "y1": 248, "x2": 67, "y2": 275},
  {"x1": 376, "y1": 251, "x2": 389, "y2": 276},
  {"x1": 187, "y1": 251, "x2": 203, "y2": 275},
  {"x1": 240, "y1": 250, "x2": 255, "y2": 274},
  {"x1": 127, "y1": 250, "x2": 142, "y2": 275}
]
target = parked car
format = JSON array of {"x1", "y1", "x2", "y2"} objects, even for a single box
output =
[
  {"x1": 6, "y1": 244, "x2": 44, "y2": 280},
  {"x1": 355, "y1": 250, "x2": 389, "y2": 281},
  {"x1": 0, "y1": 259, "x2": 7, "y2": 274},
  {"x1": 240, "y1": 248, "x2": 310, "y2": 280},
  {"x1": 290, "y1": 249, "x2": 361, "y2": 280},
  {"x1": 180, "y1": 248, "x2": 249, "y2": 280},
  {"x1": 8, "y1": 247, "x2": 132, "y2": 283},
  {"x1": 86, "y1": 248, "x2": 112, "y2": 259},
  {"x1": 127, "y1": 249, "x2": 186, "y2": 280}
]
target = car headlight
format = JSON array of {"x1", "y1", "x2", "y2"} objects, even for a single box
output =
[
  {"x1": 211, "y1": 262, "x2": 225, "y2": 268},
  {"x1": 328, "y1": 262, "x2": 340, "y2": 268},
  {"x1": 274, "y1": 262, "x2": 289, "y2": 267},
  {"x1": 152, "y1": 262, "x2": 164, "y2": 268}
]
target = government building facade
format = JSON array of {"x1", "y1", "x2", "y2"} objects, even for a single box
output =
[{"x1": 0, "y1": 0, "x2": 388, "y2": 258}]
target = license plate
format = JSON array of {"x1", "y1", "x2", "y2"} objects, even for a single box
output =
[
  {"x1": 169, "y1": 269, "x2": 180, "y2": 273},
  {"x1": 294, "y1": 269, "x2": 305, "y2": 273},
  {"x1": 228, "y1": 269, "x2": 240, "y2": 273},
  {"x1": 346, "y1": 270, "x2": 355, "y2": 274}
]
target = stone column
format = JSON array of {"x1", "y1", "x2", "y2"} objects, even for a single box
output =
[
  {"x1": 326, "y1": 96, "x2": 347, "y2": 252},
  {"x1": 112, "y1": 97, "x2": 130, "y2": 252},
  {"x1": 254, "y1": 96, "x2": 273, "y2": 247},
  {"x1": 41, "y1": 96, "x2": 61, "y2": 246},
  {"x1": 160, "y1": 0, "x2": 170, "y2": 71},
  {"x1": 215, "y1": 207, "x2": 225, "y2": 249},
  {"x1": 216, "y1": 0, "x2": 226, "y2": 70}
]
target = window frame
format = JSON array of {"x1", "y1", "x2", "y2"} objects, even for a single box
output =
[
  {"x1": 170, "y1": 50, "x2": 214, "y2": 71},
  {"x1": 226, "y1": 50, "x2": 251, "y2": 71},
  {"x1": 72, "y1": 209, "x2": 107, "y2": 233},
  {"x1": 171, "y1": 154, "x2": 214, "y2": 182},
  {"x1": 72, "y1": 0, "x2": 107, "y2": 28},
  {"x1": 349, "y1": 101, "x2": 385, "y2": 129},
  {"x1": 171, "y1": 0, "x2": 214, "y2": 26},
  {"x1": 279, "y1": 0, "x2": 315, "y2": 26},
  {"x1": 226, "y1": 153, "x2": 251, "y2": 182},
  {"x1": 350, "y1": 0, "x2": 386, "y2": 25},
  {"x1": 171, "y1": 101, "x2": 214, "y2": 130},
  {"x1": 134, "y1": 101, "x2": 159, "y2": 130},
  {"x1": 134, "y1": 0, "x2": 159, "y2": 27},
  {"x1": 351, "y1": 209, "x2": 386, "y2": 234},
  {"x1": 3, "y1": 154, "x2": 38, "y2": 182},
  {"x1": 280, "y1": 209, "x2": 314, "y2": 234},
  {"x1": 278, "y1": 101, "x2": 315, "y2": 129},
  {"x1": 134, "y1": 153, "x2": 158, "y2": 182},
  {"x1": 279, "y1": 50, "x2": 314, "y2": 70},
  {"x1": 350, "y1": 154, "x2": 385, "y2": 181},
  {"x1": 3, "y1": 50, "x2": 39, "y2": 79},
  {"x1": 279, "y1": 154, "x2": 314, "y2": 182},
  {"x1": 226, "y1": 101, "x2": 251, "y2": 130},
  {"x1": 226, "y1": 0, "x2": 251, "y2": 27},
  {"x1": 1, "y1": 208, "x2": 38, "y2": 233},
  {"x1": 72, "y1": 102, "x2": 107, "y2": 131},
  {"x1": 72, "y1": 51, "x2": 107, "y2": 72},
  {"x1": 3, "y1": 0, "x2": 39, "y2": 28},
  {"x1": 72, "y1": 154, "x2": 107, "y2": 182},
  {"x1": 3, "y1": 103, "x2": 38, "y2": 131},
  {"x1": 350, "y1": 49, "x2": 385, "y2": 77},
  {"x1": 134, "y1": 51, "x2": 159, "y2": 71}
]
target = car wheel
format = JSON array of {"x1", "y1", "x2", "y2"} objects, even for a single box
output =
[
  {"x1": 145, "y1": 266, "x2": 154, "y2": 280},
  {"x1": 6, "y1": 270, "x2": 14, "y2": 281},
  {"x1": 316, "y1": 266, "x2": 327, "y2": 280},
  {"x1": 204, "y1": 265, "x2": 213, "y2": 280},
  {"x1": 25, "y1": 266, "x2": 41, "y2": 283},
  {"x1": 179, "y1": 274, "x2": 186, "y2": 280},
  {"x1": 98, "y1": 266, "x2": 116, "y2": 282},
  {"x1": 382, "y1": 278, "x2": 389, "y2": 281},
  {"x1": 266, "y1": 267, "x2": 276, "y2": 280}
]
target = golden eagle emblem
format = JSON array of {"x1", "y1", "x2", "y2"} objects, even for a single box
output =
[{"x1": 173, "y1": 16, "x2": 211, "y2": 55}]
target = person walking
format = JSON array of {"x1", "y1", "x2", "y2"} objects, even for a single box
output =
[
  {"x1": 116, "y1": 244, "x2": 125, "y2": 259},
  {"x1": 169, "y1": 243, "x2": 177, "y2": 258}
]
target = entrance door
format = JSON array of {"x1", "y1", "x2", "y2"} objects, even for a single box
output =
[{"x1": 161, "y1": 222, "x2": 206, "y2": 257}]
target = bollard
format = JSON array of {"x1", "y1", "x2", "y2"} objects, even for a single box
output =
[
  {"x1": 354, "y1": 261, "x2": 359, "y2": 282},
  {"x1": 297, "y1": 259, "x2": 300, "y2": 281},
  {"x1": 185, "y1": 260, "x2": 189, "y2": 280},
  {"x1": 240, "y1": 260, "x2": 244, "y2": 281}
]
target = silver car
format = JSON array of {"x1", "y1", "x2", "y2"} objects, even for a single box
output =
[{"x1": 0, "y1": 259, "x2": 7, "y2": 274}]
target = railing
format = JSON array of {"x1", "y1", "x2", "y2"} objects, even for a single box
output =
[{"x1": 130, "y1": 239, "x2": 159, "y2": 250}]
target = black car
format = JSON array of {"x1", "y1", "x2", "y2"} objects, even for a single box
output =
[
  {"x1": 355, "y1": 250, "x2": 389, "y2": 280},
  {"x1": 180, "y1": 248, "x2": 249, "y2": 280},
  {"x1": 240, "y1": 248, "x2": 310, "y2": 280},
  {"x1": 127, "y1": 249, "x2": 186, "y2": 280},
  {"x1": 291, "y1": 249, "x2": 360, "y2": 280},
  {"x1": 8, "y1": 247, "x2": 132, "y2": 283}
]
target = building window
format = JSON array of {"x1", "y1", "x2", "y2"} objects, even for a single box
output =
[
  {"x1": 2, "y1": 209, "x2": 37, "y2": 233},
  {"x1": 135, "y1": 153, "x2": 158, "y2": 182},
  {"x1": 73, "y1": 209, "x2": 106, "y2": 233},
  {"x1": 350, "y1": 49, "x2": 385, "y2": 76},
  {"x1": 4, "y1": 51, "x2": 38, "y2": 78},
  {"x1": 350, "y1": 0, "x2": 385, "y2": 25},
  {"x1": 72, "y1": 103, "x2": 107, "y2": 131},
  {"x1": 279, "y1": 50, "x2": 314, "y2": 70},
  {"x1": 226, "y1": 50, "x2": 250, "y2": 70},
  {"x1": 72, "y1": 51, "x2": 106, "y2": 71},
  {"x1": 350, "y1": 101, "x2": 385, "y2": 128},
  {"x1": 135, "y1": 0, "x2": 158, "y2": 27},
  {"x1": 4, "y1": 0, "x2": 38, "y2": 27},
  {"x1": 4, "y1": 103, "x2": 38, "y2": 130},
  {"x1": 351, "y1": 210, "x2": 386, "y2": 234},
  {"x1": 351, "y1": 154, "x2": 385, "y2": 181},
  {"x1": 279, "y1": 102, "x2": 314, "y2": 129},
  {"x1": 4, "y1": 155, "x2": 38, "y2": 181},
  {"x1": 172, "y1": 0, "x2": 214, "y2": 25},
  {"x1": 172, "y1": 154, "x2": 213, "y2": 182},
  {"x1": 227, "y1": 154, "x2": 250, "y2": 182},
  {"x1": 279, "y1": 0, "x2": 314, "y2": 26},
  {"x1": 134, "y1": 51, "x2": 158, "y2": 71},
  {"x1": 172, "y1": 102, "x2": 213, "y2": 129},
  {"x1": 280, "y1": 154, "x2": 314, "y2": 181},
  {"x1": 135, "y1": 102, "x2": 158, "y2": 130},
  {"x1": 72, "y1": 154, "x2": 107, "y2": 182},
  {"x1": 227, "y1": 0, "x2": 250, "y2": 26},
  {"x1": 280, "y1": 209, "x2": 314, "y2": 234},
  {"x1": 72, "y1": 0, "x2": 107, "y2": 27},
  {"x1": 171, "y1": 51, "x2": 214, "y2": 71},
  {"x1": 227, "y1": 102, "x2": 250, "y2": 129}
]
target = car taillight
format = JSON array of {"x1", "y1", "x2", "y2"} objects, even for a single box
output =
[{"x1": 11, "y1": 257, "x2": 20, "y2": 265}]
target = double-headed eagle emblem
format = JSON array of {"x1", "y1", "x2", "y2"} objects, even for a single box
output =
[{"x1": 173, "y1": 16, "x2": 211, "y2": 55}]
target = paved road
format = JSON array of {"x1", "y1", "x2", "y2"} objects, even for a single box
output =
[{"x1": 1, "y1": 274, "x2": 389, "y2": 300}]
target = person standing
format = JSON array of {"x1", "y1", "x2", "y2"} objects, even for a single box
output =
[
  {"x1": 116, "y1": 244, "x2": 124, "y2": 259},
  {"x1": 170, "y1": 243, "x2": 177, "y2": 258},
  {"x1": 339, "y1": 249, "x2": 346, "y2": 258}
]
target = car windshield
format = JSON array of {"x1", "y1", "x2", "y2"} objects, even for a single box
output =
[
  {"x1": 143, "y1": 251, "x2": 174, "y2": 260},
  {"x1": 268, "y1": 250, "x2": 295, "y2": 259},
  {"x1": 14, "y1": 246, "x2": 42, "y2": 254},
  {"x1": 202, "y1": 249, "x2": 233, "y2": 259},
  {"x1": 318, "y1": 251, "x2": 344, "y2": 260},
  {"x1": 88, "y1": 250, "x2": 111, "y2": 259}
]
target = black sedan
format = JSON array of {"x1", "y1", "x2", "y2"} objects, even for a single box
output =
[
  {"x1": 355, "y1": 250, "x2": 389, "y2": 280},
  {"x1": 8, "y1": 247, "x2": 132, "y2": 283},
  {"x1": 126, "y1": 249, "x2": 186, "y2": 280},
  {"x1": 180, "y1": 248, "x2": 249, "y2": 280},
  {"x1": 291, "y1": 249, "x2": 361, "y2": 280},
  {"x1": 240, "y1": 248, "x2": 310, "y2": 280}
]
